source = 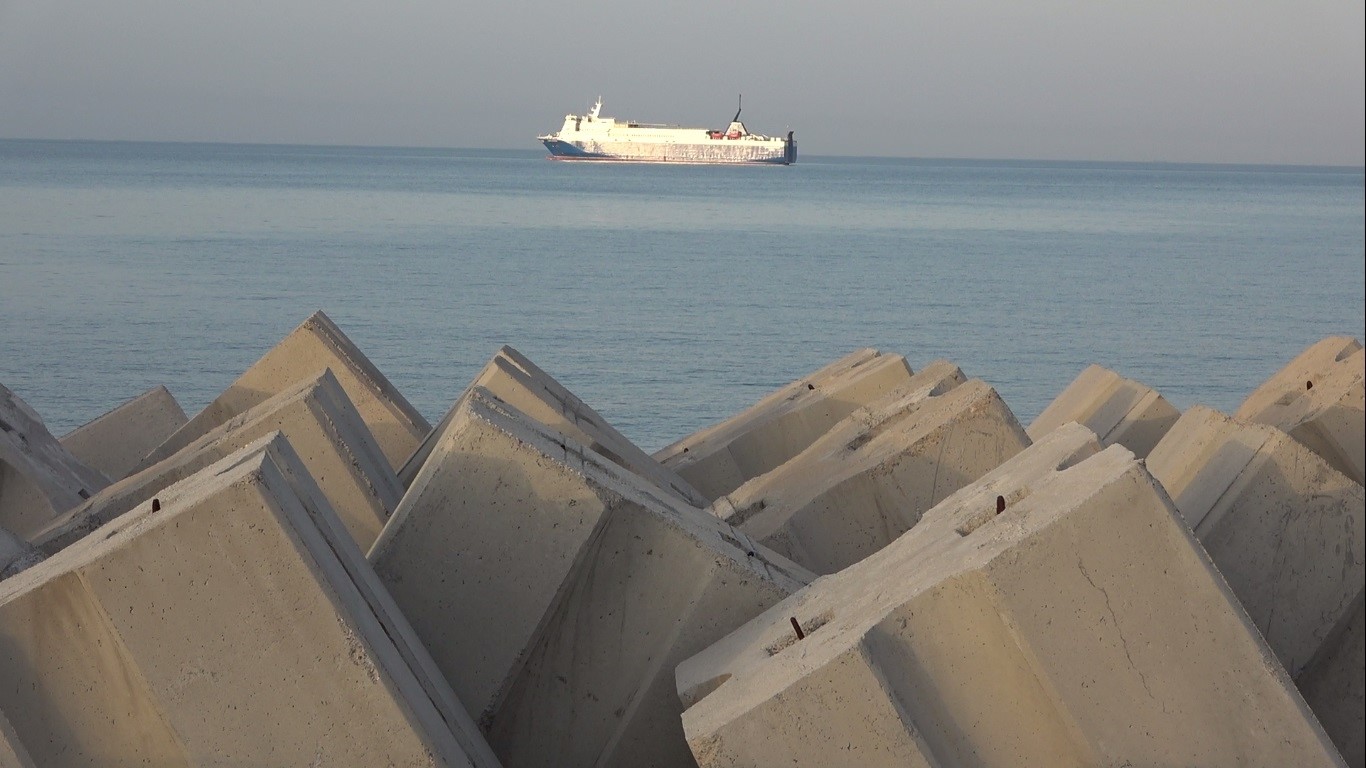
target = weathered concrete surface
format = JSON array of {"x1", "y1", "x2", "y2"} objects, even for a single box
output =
[
  {"x1": 1147, "y1": 405, "x2": 1364, "y2": 763},
  {"x1": 653, "y1": 349, "x2": 917, "y2": 502},
  {"x1": 713, "y1": 367, "x2": 1031, "y2": 575},
  {"x1": 1298, "y1": 591, "x2": 1365, "y2": 768},
  {"x1": 677, "y1": 440, "x2": 1342, "y2": 767},
  {"x1": 1027, "y1": 363, "x2": 1180, "y2": 458},
  {"x1": 400, "y1": 345, "x2": 706, "y2": 507},
  {"x1": 59, "y1": 385, "x2": 187, "y2": 482},
  {"x1": 1235, "y1": 339, "x2": 1364, "y2": 486},
  {"x1": 32, "y1": 370, "x2": 399, "y2": 554},
  {"x1": 1, "y1": 384, "x2": 108, "y2": 540},
  {"x1": 0, "y1": 435, "x2": 499, "y2": 768},
  {"x1": 138, "y1": 310, "x2": 429, "y2": 472},
  {"x1": 0, "y1": 707, "x2": 36, "y2": 768},
  {"x1": 0, "y1": 528, "x2": 41, "y2": 580},
  {"x1": 370, "y1": 387, "x2": 813, "y2": 768}
]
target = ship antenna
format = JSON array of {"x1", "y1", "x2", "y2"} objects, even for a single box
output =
[{"x1": 732, "y1": 93, "x2": 742, "y2": 123}]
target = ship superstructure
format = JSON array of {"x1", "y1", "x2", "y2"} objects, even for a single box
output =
[{"x1": 537, "y1": 97, "x2": 795, "y2": 164}]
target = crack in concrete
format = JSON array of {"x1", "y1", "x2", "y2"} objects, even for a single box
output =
[{"x1": 1077, "y1": 556, "x2": 1157, "y2": 703}]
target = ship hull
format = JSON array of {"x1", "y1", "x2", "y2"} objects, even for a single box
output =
[{"x1": 541, "y1": 138, "x2": 795, "y2": 165}]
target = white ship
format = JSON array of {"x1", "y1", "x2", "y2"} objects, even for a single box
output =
[{"x1": 537, "y1": 96, "x2": 795, "y2": 165}]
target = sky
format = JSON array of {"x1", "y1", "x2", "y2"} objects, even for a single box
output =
[{"x1": 1, "y1": 0, "x2": 1362, "y2": 165}]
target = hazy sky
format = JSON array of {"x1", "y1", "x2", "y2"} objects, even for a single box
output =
[{"x1": 1, "y1": 0, "x2": 1362, "y2": 164}]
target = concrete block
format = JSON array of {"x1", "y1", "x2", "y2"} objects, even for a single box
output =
[
  {"x1": 677, "y1": 442, "x2": 1342, "y2": 767},
  {"x1": 1236, "y1": 339, "x2": 1364, "y2": 486},
  {"x1": 0, "y1": 708, "x2": 36, "y2": 768},
  {"x1": 1027, "y1": 363, "x2": 1180, "y2": 458},
  {"x1": 1297, "y1": 590, "x2": 1365, "y2": 768},
  {"x1": 369, "y1": 387, "x2": 813, "y2": 768},
  {"x1": 1, "y1": 384, "x2": 108, "y2": 540},
  {"x1": 714, "y1": 370, "x2": 1028, "y2": 574},
  {"x1": 654, "y1": 349, "x2": 919, "y2": 502},
  {"x1": 0, "y1": 528, "x2": 41, "y2": 580},
  {"x1": 138, "y1": 310, "x2": 429, "y2": 472},
  {"x1": 0, "y1": 434, "x2": 498, "y2": 768},
  {"x1": 400, "y1": 345, "x2": 706, "y2": 507},
  {"x1": 32, "y1": 369, "x2": 400, "y2": 554},
  {"x1": 1147, "y1": 406, "x2": 1364, "y2": 762},
  {"x1": 59, "y1": 385, "x2": 187, "y2": 481}
]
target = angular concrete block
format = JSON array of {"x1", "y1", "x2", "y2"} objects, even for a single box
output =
[
  {"x1": 1238, "y1": 336, "x2": 1361, "y2": 422},
  {"x1": 654, "y1": 349, "x2": 919, "y2": 502},
  {"x1": 1147, "y1": 406, "x2": 1364, "y2": 762},
  {"x1": 0, "y1": 435, "x2": 498, "y2": 768},
  {"x1": 678, "y1": 443, "x2": 1342, "y2": 767},
  {"x1": 714, "y1": 371, "x2": 1028, "y2": 575},
  {"x1": 59, "y1": 385, "x2": 187, "y2": 482},
  {"x1": 1297, "y1": 590, "x2": 1364, "y2": 768},
  {"x1": 1, "y1": 384, "x2": 108, "y2": 539},
  {"x1": 370, "y1": 387, "x2": 812, "y2": 768},
  {"x1": 1147, "y1": 406, "x2": 1364, "y2": 677},
  {"x1": 1236, "y1": 339, "x2": 1364, "y2": 486},
  {"x1": 0, "y1": 707, "x2": 36, "y2": 768},
  {"x1": 138, "y1": 310, "x2": 429, "y2": 472},
  {"x1": 1027, "y1": 363, "x2": 1180, "y2": 458},
  {"x1": 400, "y1": 345, "x2": 706, "y2": 507},
  {"x1": 0, "y1": 527, "x2": 41, "y2": 580},
  {"x1": 32, "y1": 369, "x2": 400, "y2": 554}
]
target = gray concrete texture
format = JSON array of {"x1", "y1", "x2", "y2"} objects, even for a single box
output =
[
  {"x1": 1026, "y1": 363, "x2": 1181, "y2": 458},
  {"x1": 677, "y1": 430, "x2": 1343, "y2": 767},
  {"x1": 653, "y1": 348, "x2": 917, "y2": 502},
  {"x1": 399, "y1": 345, "x2": 706, "y2": 507},
  {"x1": 1298, "y1": 591, "x2": 1365, "y2": 768},
  {"x1": 370, "y1": 386, "x2": 813, "y2": 768},
  {"x1": 59, "y1": 385, "x2": 187, "y2": 482},
  {"x1": 1, "y1": 384, "x2": 108, "y2": 540},
  {"x1": 0, "y1": 434, "x2": 499, "y2": 767},
  {"x1": 30, "y1": 369, "x2": 400, "y2": 554},
  {"x1": 0, "y1": 707, "x2": 36, "y2": 768},
  {"x1": 0, "y1": 528, "x2": 39, "y2": 580},
  {"x1": 2, "y1": 336, "x2": 1362, "y2": 766},
  {"x1": 1235, "y1": 337, "x2": 1364, "y2": 486},
  {"x1": 713, "y1": 365, "x2": 1035, "y2": 575},
  {"x1": 138, "y1": 310, "x2": 429, "y2": 472},
  {"x1": 1147, "y1": 405, "x2": 1364, "y2": 765}
]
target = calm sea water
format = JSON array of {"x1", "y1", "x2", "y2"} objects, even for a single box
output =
[{"x1": 2, "y1": 140, "x2": 1362, "y2": 453}]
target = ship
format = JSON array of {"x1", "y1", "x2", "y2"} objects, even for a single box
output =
[{"x1": 537, "y1": 96, "x2": 795, "y2": 165}]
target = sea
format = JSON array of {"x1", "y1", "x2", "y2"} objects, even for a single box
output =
[{"x1": 1, "y1": 140, "x2": 1362, "y2": 453}]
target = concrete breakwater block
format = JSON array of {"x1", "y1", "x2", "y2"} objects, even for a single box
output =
[
  {"x1": 0, "y1": 707, "x2": 36, "y2": 768},
  {"x1": 1147, "y1": 405, "x2": 1364, "y2": 763},
  {"x1": 59, "y1": 385, "x2": 187, "y2": 482},
  {"x1": 1297, "y1": 592, "x2": 1365, "y2": 768},
  {"x1": 399, "y1": 345, "x2": 706, "y2": 507},
  {"x1": 676, "y1": 439, "x2": 1342, "y2": 767},
  {"x1": 1, "y1": 384, "x2": 108, "y2": 540},
  {"x1": 31, "y1": 370, "x2": 401, "y2": 554},
  {"x1": 1235, "y1": 338, "x2": 1364, "y2": 486},
  {"x1": 653, "y1": 349, "x2": 918, "y2": 502},
  {"x1": 369, "y1": 387, "x2": 813, "y2": 768},
  {"x1": 0, "y1": 527, "x2": 40, "y2": 580},
  {"x1": 712, "y1": 365, "x2": 1032, "y2": 576},
  {"x1": 137, "y1": 310, "x2": 429, "y2": 472},
  {"x1": 1026, "y1": 363, "x2": 1180, "y2": 458},
  {"x1": 0, "y1": 435, "x2": 499, "y2": 768}
]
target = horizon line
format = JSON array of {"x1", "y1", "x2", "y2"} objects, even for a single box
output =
[{"x1": 2, "y1": 136, "x2": 1362, "y2": 172}]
